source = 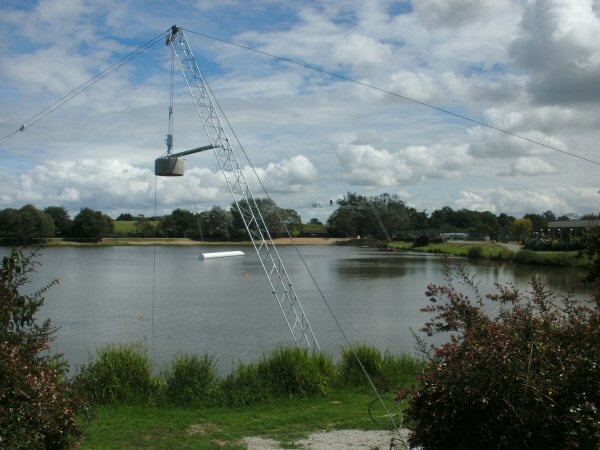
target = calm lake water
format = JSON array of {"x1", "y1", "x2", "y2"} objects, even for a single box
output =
[{"x1": 1, "y1": 245, "x2": 590, "y2": 373}]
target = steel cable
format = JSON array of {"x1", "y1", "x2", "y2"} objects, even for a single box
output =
[
  {"x1": 204, "y1": 74, "x2": 409, "y2": 448},
  {"x1": 0, "y1": 30, "x2": 169, "y2": 147},
  {"x1": 183, "y1": 27, "x2": 599, "y2": 167}
]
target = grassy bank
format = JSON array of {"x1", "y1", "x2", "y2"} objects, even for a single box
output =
[
  {"x1": 390, "y1": 240, "x2": 591, "y2": 268},
  {"x1": 74, "y1": 343, "x2": 422, "y2": 448},
  {"x1": 81, "y1": 390, "x2": 387, "y2": 449},
  {"x1": 409, "y1": 241, "x2": 514, "y2": 259}
]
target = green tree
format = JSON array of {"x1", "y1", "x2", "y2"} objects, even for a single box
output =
[
  {"x1": 409, "y1": 210, "x2": 428, "y2": 230},
  {"x1": 0, "y1": 205, "x2": 55, "y2": 245},
  {"x1": 428, "y1": 206, "x2": 454, "y2": 229},
  {"x1": 480, "y1": 211, "x2": 500, "y2": 240},
  {"x1": 0, "y1": 249, "x2": 84, "y2": 448},
  {"x1": 582, "y1": 226, "x2": 600, "y2": 282},
  {"x1": 512, "y1": 218, "x2": 533, "y2": 242},
  {"x1": 543, "y1": 210, "x2": 556, "y2": 223},
  {"x1": 0, "y1": 208, "x2": 20, "y2": 244},
  {"x1": 497, "y1": 212, "x2": 515, "y2": 239},
  {"x1": 279, "y1": 208, "x2": 303, "y2": 236},
  {"x1": 326, "y1": 207, "x2": 357, "y2": 237},
  {"x1": 230, "y1": 198, "x2": 298, "y2": 238},
  {"x1": 44, "y1": 205, "x2": 71, "y2": 237},
  {"x1": 329, "y1": 192, "x2": 413, "y2": 239},
  {"x1": 202, "y1": 206, "x2": 232, "y2": 240},
  {"x1": 159, "y1": 208, "x2": 197, "y2": 238},
  {"x1": 134, "y1": 215, "x2": 156, "y2": 238},
  {"x1": 309, "y1": 218, "x2": 323, "y2": 225},
  {"x1": 116, "y1": 213, "x2": 134, "y2": 221},
  {"x1": 580, "y1": 213, "x2": 600, "y2": 220},
  {"x1": 19, "y1": 204, "x2": 55, "y2": 243},
  {"x1": 71, "y1": 208, "x2": 113, "y2": 242},
  {"x1": 523, "y1": 212, "x2": 548, "y2": 231}
]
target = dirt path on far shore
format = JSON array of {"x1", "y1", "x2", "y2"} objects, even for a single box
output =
[
  {"x1": 270, "y1": 237, "x2": 350, "y2": 245},
  {"x1": 50, "y1": 237, "x2": 351, "y2": 247}
]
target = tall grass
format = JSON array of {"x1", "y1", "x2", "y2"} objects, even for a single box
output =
[
  {"x1": 75, "y1": 343, "x2": 159, "y2": 404},
  {"x1": 221, "y1": 346, "x2": 336, "y2": 406},
  {"x1": 513, "y1": 249, "x2": 578, "y2": 266},
  {"x1": 339, "y1": 344, "x2": 425, "y2": 390},
  {"x1": 75, "y1": 343, "x2": 423, "y2": 407},
  {"x1": 220, "y1": 360, "x2": 266, "y2": 406},
  {"x1": 164, "y1": 353, "x2": 218, "y2": 404},
  {"x1": 257, "y1": 346, "x2": 335, "y2": 397},
  {"x1": 380, "y1": 351, "x2": 425, "y2": 389},
  {"x1": 339, "y1": 344, "x2": 383, "y2": 386}
]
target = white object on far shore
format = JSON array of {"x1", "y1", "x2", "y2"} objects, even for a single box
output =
[{"x1": 200, "y1": 251, "x2": 245, "y2": 260}]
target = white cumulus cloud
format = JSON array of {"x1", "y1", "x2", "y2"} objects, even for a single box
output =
[{"x1": 500, "y1": 156, "x2": 556, "y2": 177}]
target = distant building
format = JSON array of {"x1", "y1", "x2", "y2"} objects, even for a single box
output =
[
  {"x1": 440, "y1": 232, "x2": 469, "y2": 241},
  {"x1": 544, "y1": 219, "x2": 600, "y2": 242}
]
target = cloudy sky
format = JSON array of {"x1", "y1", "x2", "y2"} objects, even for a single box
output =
[{"x1": 1, "y1": 0, "x2": 599, "y2": 222}]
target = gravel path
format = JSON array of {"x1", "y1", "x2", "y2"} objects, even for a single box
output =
[
  {"x1": 497, "y1": 241, "x2": 523, "y2": 253},
  {"x1": 242, "y1": 429, "x2": 411, "y2": 449}
]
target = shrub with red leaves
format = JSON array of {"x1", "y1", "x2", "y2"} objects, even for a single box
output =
[
  {"x1": 0, "y1": 249, "x2": 84, "y2": 449},
  {"x1": 404, "y1": 261, "x2": 600, "y2": 450}
]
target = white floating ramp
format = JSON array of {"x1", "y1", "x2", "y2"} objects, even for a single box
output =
[{"x1": 200, "y1": 251, "x2": 245, "y2": 260}]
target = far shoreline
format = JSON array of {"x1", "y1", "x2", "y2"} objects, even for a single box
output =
[{"x1": 40, "y1": 237, "x2": 352, "y2": 247}]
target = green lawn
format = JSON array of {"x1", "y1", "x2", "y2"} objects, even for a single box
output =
[
  {"x1": 81, "y1": 390, "x2": 399, "y2": 449},
  {"x1": 389, "y1": 240, "x2": 513, "y2": 258},
  {"x1": 113, "y1": 220, "x2": 159, "y2": 236},
  {"x1": 392, "y1": 241, "x2": 590, "y2": 268},
  {"x1": 302, "y1": 223, "x2": 327, "y2": 234},
  {"x1": 418, "y1": 241, "x2": 513, "y2": 258}
]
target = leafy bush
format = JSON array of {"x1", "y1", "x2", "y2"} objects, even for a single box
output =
[
  {"x1": 412, "y1": 235, "x2": 430, "y2": 248},
  {"x1": 75, "y1": 343, "x2": 159, "y2": 404},
  {"x1": 403, "y1": 261, "x2": 600, "y2": 450},
  {"x1": 466, "y1": 246, "x2": 483, "y2": 258},
  {"x1": 0, "y1": 249, "x2": 84, "y2": 449},
  {"x1": 524, "y1": 237, "x2": 583, "y2": 251},
  {"x1": 581, "y1": 226, "x2": 600, "y2": 282},
  {"x1": 164, "y1": 353, "x2": 218, "y2": 403}
]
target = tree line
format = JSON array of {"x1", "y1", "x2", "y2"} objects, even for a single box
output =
[
  {"x1": 325, "y1": 192, "x2": 598, "y2": 241},
  {"x1": 0, "y1": 205, "x2": 113, "y2": 244},
  {"x1": 1, "y1": 194, "x2": 597, "y2": 244},
  {"x1": 0, "y1": 199, "x2": 302, "y2": 244}
]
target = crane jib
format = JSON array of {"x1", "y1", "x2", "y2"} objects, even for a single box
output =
[{"x1": 155, "y1": 25, "x2": 320, "y2": 351}]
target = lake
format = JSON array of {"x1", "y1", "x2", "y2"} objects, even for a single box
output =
[{"x1": 1, "y1": 245, "x2": 590, "y2": 373}]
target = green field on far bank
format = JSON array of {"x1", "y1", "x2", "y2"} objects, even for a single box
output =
[
  {"x1": 394, "y1": 240, "x2": 591, "y2": 268},
  {"x1": 42, "y1": 238, "x2": 254, "y2": 247},
  {"x1": 407, "y1": 241, "x2": 513, "y2": 258},
  {"x1": 113, "y1": 220, "x2": 160, "y2": 235}
]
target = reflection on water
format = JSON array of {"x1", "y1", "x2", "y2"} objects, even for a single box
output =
[
  {"x1": 0, "y1": 245, "x2": 591, "y2": 373},
  {"x1": 335, "y1": 256, "x2": 407, "y2": 278}
]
